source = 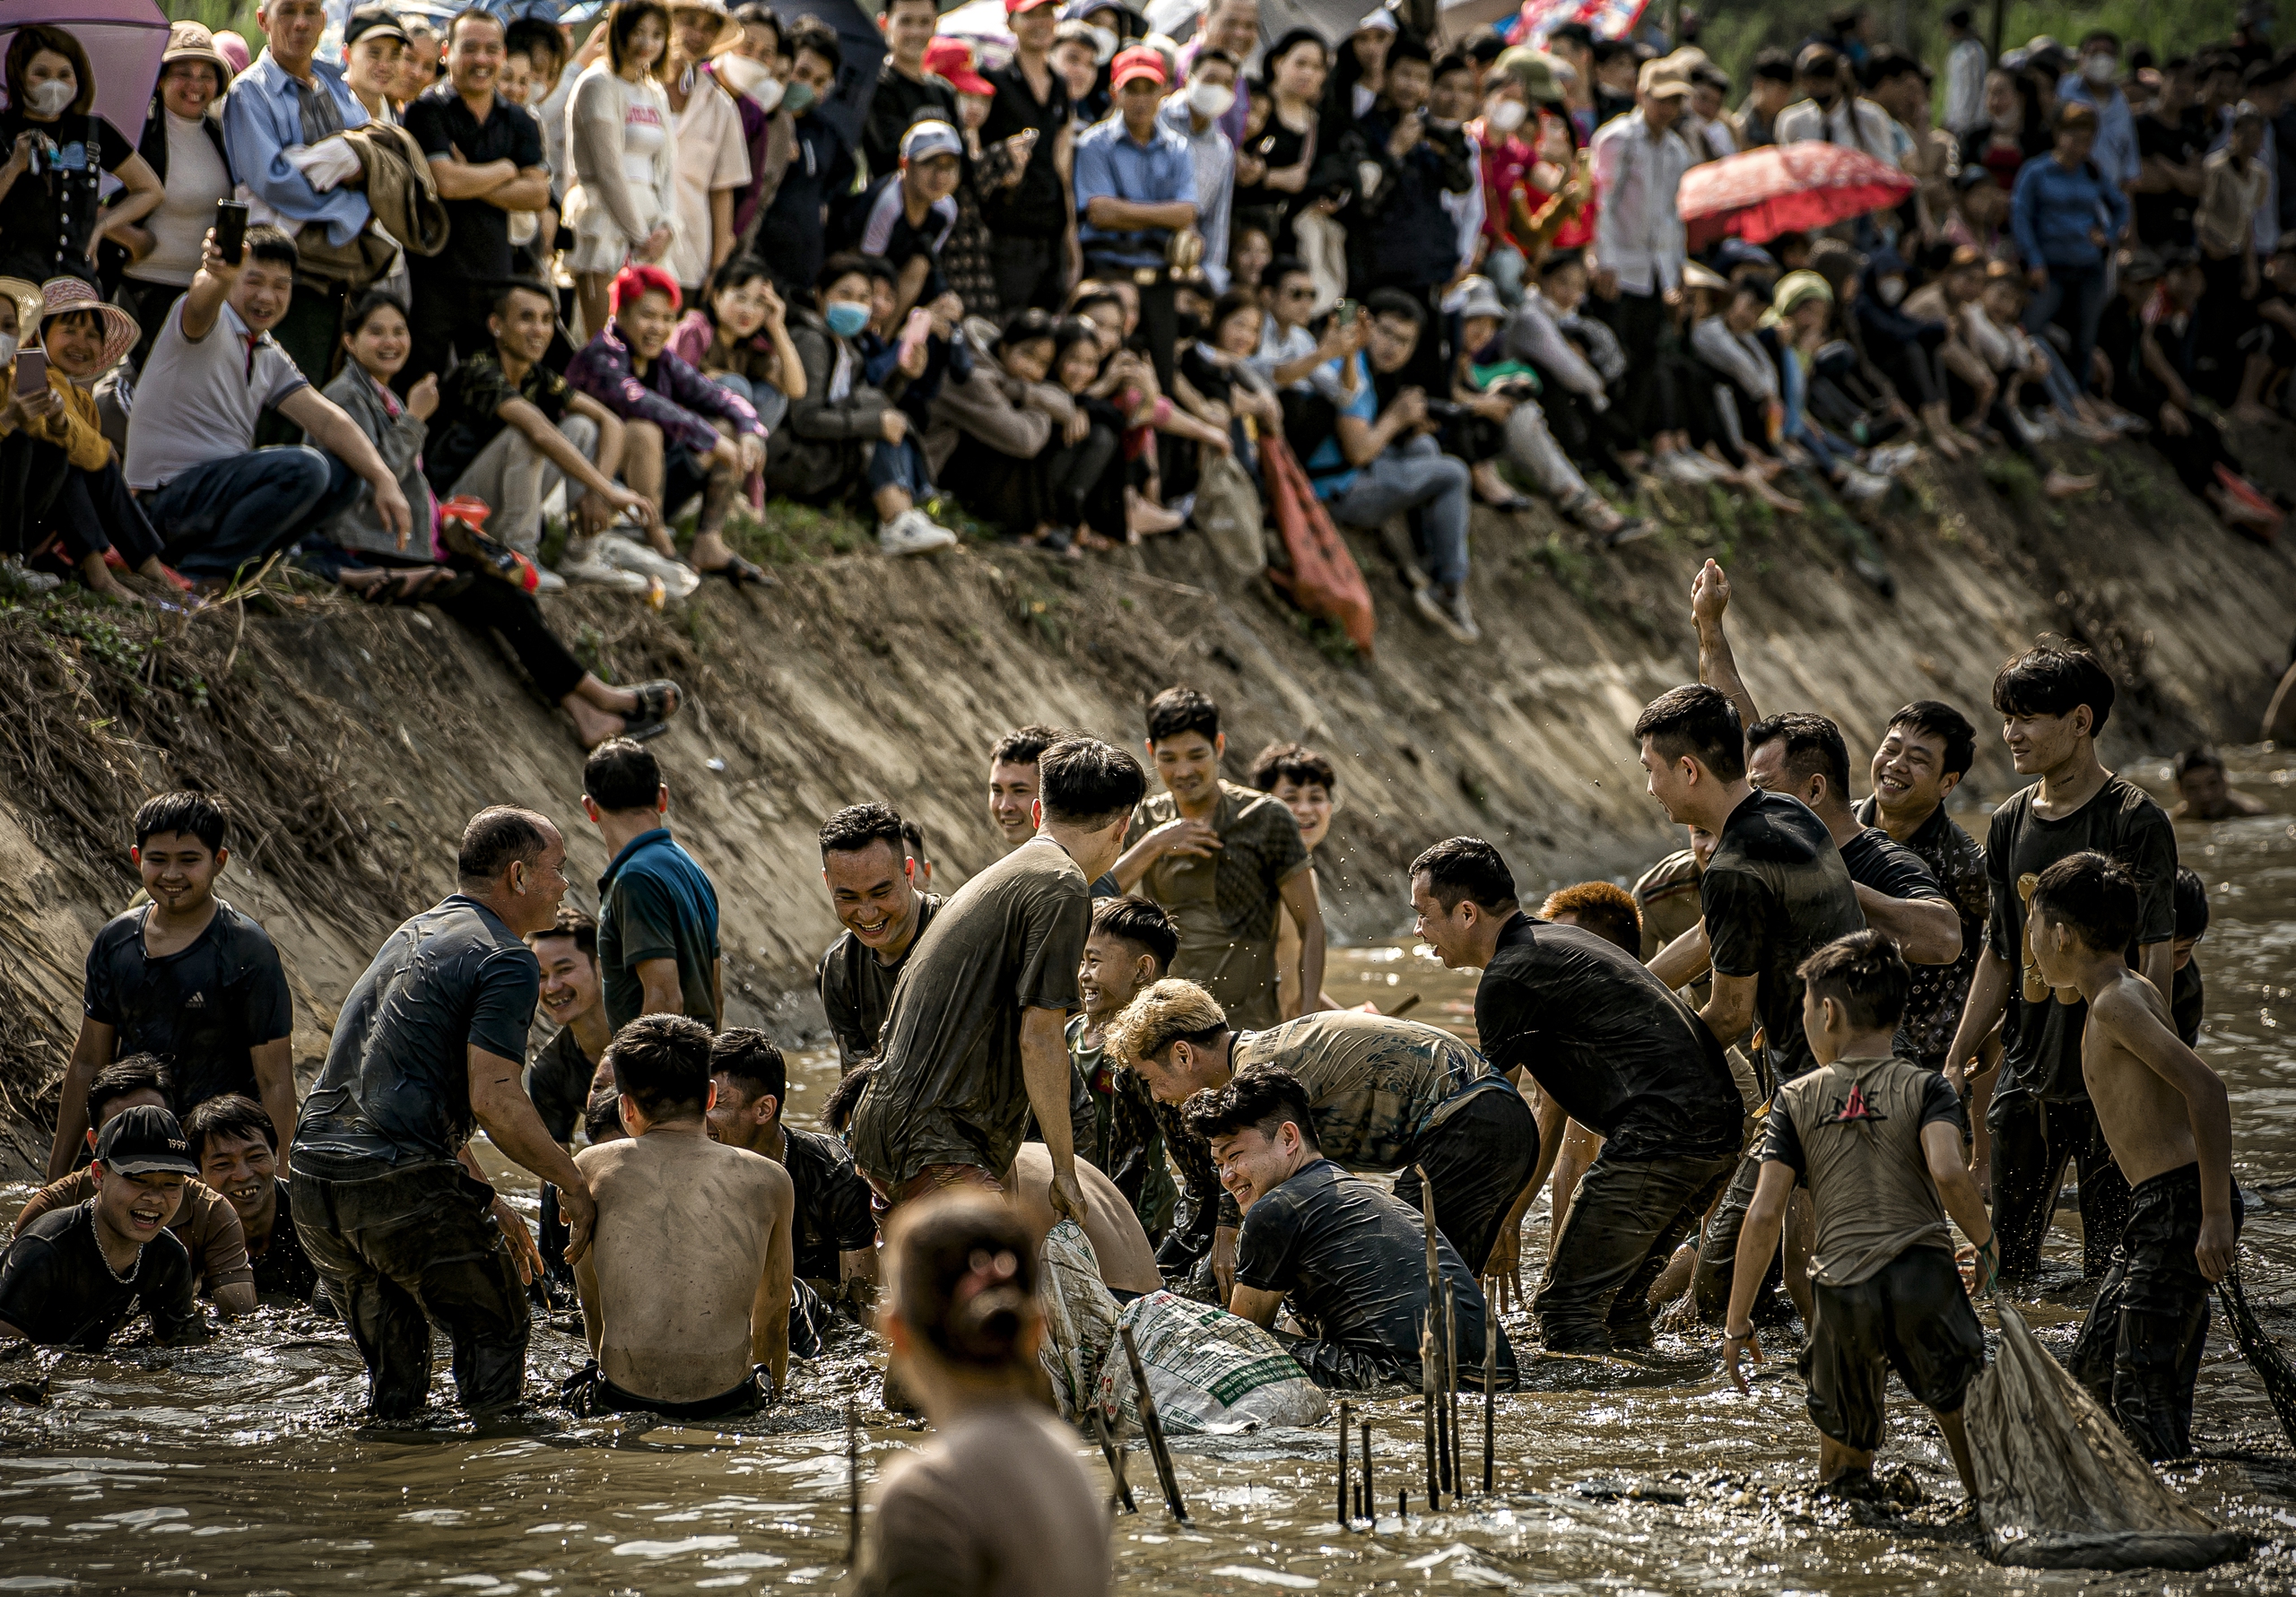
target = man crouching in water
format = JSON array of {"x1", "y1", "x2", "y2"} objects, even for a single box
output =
[{"x1": 567, "y1": 1014, "x2": 796, "y2": 1420}]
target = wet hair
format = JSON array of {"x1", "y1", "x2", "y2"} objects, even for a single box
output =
[
  {"x1": 1038, "y1": 737, "x2": 1147, "y2": 829},
  {"x1": 2174, "y1": 866, "x2": 2210, "y2": 942},
  {"x1": 819, "y1": 801, "x2": 907, "y2": 862},
  {"x1": 996, "y1": 306, "x2": 1060, "y2": 355},
  {"x1": 1887, "y1": 699, "x2": 1978, "y2": 778},
  {"x1": 823, "y1": 1062, "x2": 871, "y2": 1133},
  {"x1": 530, "y1": 904, "x2": 599, "y2": 962},
  {"x1": 1249, "y1": 741, "x2": 1336, "y2": 796},
  {"x1": 1992, "y1": 646, "x2": 2114, "y2": 736},
  {"x1": 88, "y1": 1055, "x2": 172, "y2": 1126},
  {"x1": 1145, "y1": 684, "x2": 1221, "y2": 744},
  {"x1": 605, "y1": 1013, "x2": 714, "y2": 1120},
  {"x1": 2031, "y1": 851, "x2": 2140, "y2": 954},
  {"x1": 1364, "y1": 287, "x2": 1426, "y2": 327},
  {"x1": 1634, "y1": 683, "x2": 1746, "y2": 781},
  {"x1": 1091, "y1": 894, "x2": 1178, "y2": 972},
  {"x1": 583, "y1": 736, "x2": 663, "y2": 812},
  {"x1": 1181, "y1": 1062, "x2": 1321, "y2": 1149},
  {"x1": 184, "y1": 1093, "x2": 275, "y2": 1159},
  {"x1": 990, "y1": 723, "x2": 1070, "y2": 768},
  {"x1": 1410, "y1": 837, "x2": 1519, "y2": 914},
  {"x1": 457, "y1": 806, "x2": 552, "y2": 885},
  {"x1": 584, "y1": 1087, "x2": 627, "y2": 1143},
  {"x1": 1541, "y1": 881, "x2": 1640, "y2": 955},
  {"x1": 1745, "y1": 711, "x2": 1851, "y2": 801},
  {"x1": 1106, "y1": 977, "x2": 1231, "y2": 1070},
  {"x1": 787, "y1": 15, "x2": 842, "y2": 75},
  {"x1": 504, "y1": 16, "x2": 565, "y2": 67},
  {"x1": 606, "y1": 0, "x2": 672, "y2": 76},
  {"x1": 135, "y1": 789, "x2": 230, "y2": 854},
  {"x1": 344, "y1": 287, "x2": 411, "y2": 340},
  {"x1": 902, "y1": 819, "x2": 930, "y2": 870},
  {"x1": 886, "y1": 1190, "x2": 1039, "y2": 1369},
  {"x1": 2174, "y1": 745, "x2": 2226, "y2": 781},
  {"x1": 1798, "y1": 930, "x2": 1909, "y2": 1031},
  {"x1": 7, "y1": 26, "x2": 97, "y2": 117},
  {"x1": 709, "y1": 1026, "x2": 787, "y2": 1107}
]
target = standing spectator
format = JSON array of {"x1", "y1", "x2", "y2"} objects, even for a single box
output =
[
  {"x1": 1774, "y1": 44, "x2": 1894, "y2": 159},
  {"x1": 2134, "y1": 57, "x2": 2205, "y2": 250},
  {"x1": 340, "y1": 6, "x2": 408, "y2": 124},
  {"x1": 2013, "y1": 102, "x2": 2129, "y2": 393},
  {"x1": 1231, "y1": 30, "x2": 1325, "y2": 258},
  {"x1": 1341, "y1": 32, "x2": 1473, "y2": 390},
  {"x1": 980, "y1": 0, "x2": 1079, "y2": 313},
  {"x1": 1737, "y1": 48, "x2": 1796, "y2": 148},
  {"x1": 1160, "y1": 49, "x2": 1239, "y2": 295},
  {"x1": 936, "y1": 36, "x2": 1021, "y2": 320},
  {"x1": 661, "y1": 0, "x2": 752, "y2": 299},
  {"x1": 402, "y1": 10, "x2": 551, "y2": 386},
  {"x1": 861, "y1": 0, "x2": 957, "y2": 181},
  {"x1": 709, "y1": 7, "x2": 792, "y2": 256},
  {"x1": 112, "y1": 22, "x2": 237, "y2": 366},
  {"x1": 1074, "y1": 47, "x2": 1199, "y2": 392},
  {"x1": 1589, "y1": 55, "x2": 1694, "y2": 473},
  {"x1": 396, "y1": 15, "x2": 444, "y2": 105},
  {"x1": 1963, "y1": 68, "x2": 2048, "y2": 192},
  {"x1": 583, "y1": 737, "x2": 723, "y2": 1031},
  {"x1": 752, "y1": 18, "x2": 855, "y2": 301},
  {"x1": 512, "y1": 15, "x2": 575, "y2": 183},
  {"x1": 1941, "y1": 8, "x2": 1988, "y2": 137},
  {"x1": 565, "y1": 0, "x2": 677, "y2": 343},
  {"x1": 0, "y1": 26, "x2": 163, "y2": 286},
  {"x1": 2057, "y1": 31, "x2": 2139, "y2": 196},
  {"x1": 1181, "y1": 0, "x2": 1260, "y2": 148},
  {"x1": 222, "y1": 0, "x2": 372, "y2": 383},
  {"x1": 2199, "y1": 108, "x2": 2270, "y2": 360}
]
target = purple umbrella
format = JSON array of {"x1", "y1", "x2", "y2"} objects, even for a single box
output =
[{"x1": 0, "y1": 0, "x2": 170, "y2": 142}]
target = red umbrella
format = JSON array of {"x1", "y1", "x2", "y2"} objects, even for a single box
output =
[{"x1": 1677, "y1": 143, "x2": 1915, "y2": 250}]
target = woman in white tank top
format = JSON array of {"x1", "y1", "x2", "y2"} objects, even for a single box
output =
[{"x1": 565, "y1": 0, "x2": 680, "y2": 338}]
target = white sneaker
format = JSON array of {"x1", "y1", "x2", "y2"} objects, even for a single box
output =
[
  {"x1": 1657, "y1": 451, "x2": 1709, "y2": 485},
  {"x1": 530, "y1": 565, "x2": 568, "y2": 595},
  {"x1": 1866, "y1": 443, "x2": 1920, "y2": 476},
  {"x1": 558, "y1": 539, "x2": 654, "y2": 594},
  {"x1": 1839, "y1": 467, "x2": 1892, "y2": 505},
  {"x1": 1, "y1": 558, "x2": 59, "y2": 595},
  {"x1": 879, "y1": 508, "x2": 959, "y2": 556},
  {"x1": 596, "y1": 533, "x2": 701, "y2": 599}
]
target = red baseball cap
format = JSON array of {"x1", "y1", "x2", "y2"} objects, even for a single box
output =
[
  {"x1": 924, "y1": 34, "x2": 996, "y2": 95},
  {"x1": 1110, "y1": 43, "x2": 1166, "y2": 87},
  {"x1": 1005, "y1": 0, "x2": 1058, "y2": 14}
]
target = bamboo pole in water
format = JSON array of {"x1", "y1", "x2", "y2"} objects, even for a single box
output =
[
  {"x1": 1336, "y1": 1400, "x2": 1351, "y2": 1527},
  {"x1": 1445, "y1": 1278, "x2": 1461, "y2": 1499},
  {"x1": 1417, "y1": 1166, "x2": 1441, "y2": 1507},
  {"x1": 1483, "y1": 1301, "x2": 1497, "y2": 1495},
  {"x1": 1121, "y1": 1324, "x2": 1190, "y2": 1523}
]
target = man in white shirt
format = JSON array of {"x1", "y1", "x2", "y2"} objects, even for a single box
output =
[
  {"x1": 1589, "y1": 55, "x2": 1694, "y2": 463},
  {"x1": 1774, "y1": 43, "x2": 1899, "y2": 161},
  {"x1": 1941, "y1": 8, "x2": 1988, "y2": 136},
  {"x1": 664, "y1": 1, "x2": 755, "y2": 298},
  {"x1": 125, "y1": 225, "x2": 411, "y2": 585}
]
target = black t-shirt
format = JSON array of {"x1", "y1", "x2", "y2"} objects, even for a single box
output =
[
  {"x1": 861, "y1": 65, "x2": 960, "y2": 181},
  {"x1": 815, "y1": 896, "x2": 944, "y2": 1071},
  {"x1": 2174, "y1": 959, "x2": 2204, "y2": 1047},
  {"x1": 978, "y1": 60, "x2": 1073, "y2": 239},
  {"x1": 1838, "y1": 825, "x2": 1948, "y2": 904},
  {"x1": 0, "y1": 1200, "x2": 203, "y2": 1350},
  {"x1": 251, "y1": 1179, "x2": 321, "y2": 1305},
  {"x1": 295, "y1": 895, "x2": 542, "y2": 1176},
  {"x1": 1985, "y1": 775, "x2": 2179, "y2": 1101},
  {"x1": 424, "y1": 350, "x2": 575, "y2": 493},
  {"x1": 83, "y1": 900, "x2": 294, "y2": 1117},
  {"x1": 0, "y1": 108, "x2": 134, "y2": 282},
  {"x1": 853, "y1": 172, "x2": 957, "y2": 299},
  {"x1": 2134, "y1": 112, "x2": 2203, "y2": 246},
  {"x1": 1233, "y1": 1159, "x2": 1512, "y2": 1379},
  {"x1": 525, "y1": 1023, "x2": 597, "y2": 1145},
  {"x1": 1703, "y1": 790, "x2": 1867, "y2": 1084},
  {"x1": 403, "y1": 84, "x2": 546, "y2": 284},
  {"x1": 1474, "y1": 914, "x2": 1742, "y2": 1159},
  {"x1": 779, "y1": 1124, "x2": 878, "y2": 1282}
]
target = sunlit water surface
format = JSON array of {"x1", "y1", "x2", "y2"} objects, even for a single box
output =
[{"x1": 11, "y1": 754, "x2": 2296, "y2": 1593}]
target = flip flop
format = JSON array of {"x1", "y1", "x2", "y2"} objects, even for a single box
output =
[
  {"x1": 631, "y1": 680, "x2": 683, "y2": 726},
  {"x1": 699, "y1": 553, "x2": 773, "y2": 586}
]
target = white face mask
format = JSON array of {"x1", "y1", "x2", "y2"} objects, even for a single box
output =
[
  {"x1": 25, "y1": 79, "x2": 74, "y2": 117},
  {"x1": 2083, "y1": 53, "x2": 2118, "y2": 85},
  {"x1": 1486, "y1": 98, "x2": 1526, "y2": 133},
  {"x1": 0, "y1": 333, "x2": 15, "y2": 365},
  {"x1": 1877, "y1": 276, "x2": 1906, "y2": 306},
  {"x1": 715, "y1": 53, "x2": 783, "y2": 110},
  {"x1": 1187, "y1": 80, "x2": 1235, "y2": 118},
  {"x1": 1086, "y1": 24, "x2": 1119, "y2": 64}
]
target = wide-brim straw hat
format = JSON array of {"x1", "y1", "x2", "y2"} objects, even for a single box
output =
[
  {"x1": 38, "y1": 277, "x2": 141, "y2": 373},
  {"x1": 0, "y1": 276, "x2": 43, "y2": 341},
  {"x1": 667, "y1": 0, "x2": 744, "y2": 58}
]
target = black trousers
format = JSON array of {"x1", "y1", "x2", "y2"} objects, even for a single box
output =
[
  {"x1": 561, "y1": 1358, "x2": 772, "y2": 1421},
  {"x1": 1987, "y1": 1091, "x2": 2134, "y2": 1280},
  {"x1": 991, "y1": 233, "x2": 1065, "y2": 314},
  {"x1": 34, "y1": 460, "x2": 167, "y2": 571},
  {"x1": 1389, "y1": 1084, "x2": 1541, "y2": 1276},
  {"x1": 1610, "y1": 288, "x2": 1678, "y2": 438},
  {"x1": 292, "y1": 1161, "x2": 532, "y2": 1419},
  {"x1": 404, "y1": 268, "x2": 500, "y2": 389},
  {"x1": 1089, "y1": 258, "x2": 1178, "y2": 393},
  {"x1": 300, "y1": 543, "x2": 589, "y2": 702},
  {"x1": 1538, "y1": 1148, "x2": 1738, "y2": 1353}
]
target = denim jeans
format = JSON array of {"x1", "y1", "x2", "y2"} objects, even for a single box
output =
[
  {"x1": 2025, "y1": 260, "x2": 2109, "y2": 394},
  {"x1": 709, "y1": 371, "x2": 789, "y2": 432},
  {"x1": 866, "y1": 434, "x2": 933, "y2": 499},
  {"x1": 1327, "y1": 434, "x2": 1472, "y2": 587},
  {"x1": 143, "y1": 447, "x2": 361, "y2": 578}
]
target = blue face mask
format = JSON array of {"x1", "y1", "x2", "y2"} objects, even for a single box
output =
[{"x1": 824, "y1": 299, "x2": 870, "y2": 338}]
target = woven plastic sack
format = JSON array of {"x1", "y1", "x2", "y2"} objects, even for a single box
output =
[
  {"x1": 1260, "y1": 434, "x2": 1375, "y2": 656},
  {"x1": 1091, "y1": 1289, "x2": 1328, "y2": 1436},
  {"x1": 1038, "y1": 1219, "x2": 1124, "y2": 1425},
  {"x1": 1967, "y1": 1298, "x2": 2248, "y2": 1572},
  {"x1": 1192, "y1": 449, "x2": 1265, "y2": 577}
]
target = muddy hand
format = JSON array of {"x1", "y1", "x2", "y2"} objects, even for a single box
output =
[
  {"x1": 1723, "y1": 1327, "x2": 1761, "y2": 1394},
  {"x1": 493, "y1": 1196, "x2": 543, "y2": 1285}
]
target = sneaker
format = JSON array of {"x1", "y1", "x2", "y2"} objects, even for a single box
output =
[
  {"x1": 1866, "y1": 442, "x2": 1920, "y2": 475},
  {"x1": 1413, "y1": 582, "x2": 1480, "y2": 642},
  {"x1": 879, "y1": 508, "x2": 959, "y2": 556},
  {"x1": 0, "y1": 558, "x2": 59, "y2": 595},
  {"x1": 1657, "y1": 451, "x2": 1709, "y2": 485},
  {"x1": 595, "y1": 533, "x2": 702, "y2": 599},
  {"x1": 1603, "y1": 517, "x2": 1653, "y2": 549},
  {"x1": 531, "y1": 565, "x2": 568, "y2": 595},
  {"x1": 1839, "y1": 467, "x2": 1892, "y2": 506},
  {"x1": 559, "y1": 540, "x2": 654, "y2": 594}
]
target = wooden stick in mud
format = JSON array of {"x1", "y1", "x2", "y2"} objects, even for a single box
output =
[
  {"x1": 1483, "y1": 1300, "x2": 1497, "y2": 1495},
  {"x1": 1445, "y1": 1277, "x2": 1461, "y2": 1499},
  {"x1": 1417, "y1": 1165, "x2": 1442, "y2": 1507},
  {"x1": 1361, "y1": 1418, "x2": 1374, "y2": 1525},
  {"x1": 845, "y1": 1398, "x2": 861, "y2": 1566},
  {"x1": 1337, "y1": 1400, "x2": 1351, "y2": 1527},
  {"x1": 1421, "y1": 1310, "x2": 1439, "y2": 1507},
  {"x1": 1120, "y1": 1324, "x2": 1190, "y2": 1524},
  {"x1": 1092, "y1": 1404, "x2": 1137, "y2": 1514}
]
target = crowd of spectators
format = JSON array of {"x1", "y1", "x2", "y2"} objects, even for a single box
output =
[{"x1": 2, "y1": 0, "x2": 2292, "y2": 664}]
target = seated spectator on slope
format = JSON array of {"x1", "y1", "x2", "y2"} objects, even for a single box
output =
[
  {"x1": 122, "y1": 225, "x2": 412, "y2": 586},
  {"x1": 1048, "y1": 317, "x2": 1135, "y2": 548},
  {"x1": 565, "y1": 262, "x2": 772, "y2": 585},
  {"x1": 668, "y1": 255, "x2": 808, "y2": 431},
  {"x1": 185, "y1": 1092, "x2": 323, "y2": 1306},
  {"x1": 926, "y1": 306, "x2": 1098, "y2": 553},
  {"x1": 299, "y1": 288, "x2": 686, "y2": 751},
  {"x1": 1509, "y1": 250, "x2": 1636, "y2": 489},
  {"x1": 771, "y1": 252, "x2": 961, "y2": 556},
  {"x1": 1760, "y1": 270, "x2": 1894, "y2": 508},
  {"x1": 1685, "y1": 273, "x2": 1808, "y2": 516}
]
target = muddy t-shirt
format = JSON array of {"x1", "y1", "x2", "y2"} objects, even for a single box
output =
[
  {"x1": 816, "y1": 895, "x2": 944, "y2": 1071},
  {"x1": 294, "y1": 895, "x2": 541, "y2": 1177},
  {"x1": 0, "y1": 1201, "x2": 203, "y2": 1350},
  {"x1": 1854, "y1": 795, "x2": 1991, "y2": 1071},
  {"x1": 16, "y1": 1170, "x2": 251, "y2": 1298},
  {"x1": 525, "y1": 1023, "x2": 599, "y2": 1146},
  {"x1": 1234, "y1": 1159, "x2": 1511, "y2": 1380},
  {"x1": 1985, "y1": 776, "x2": 2179, "y2": 1101},
  {"x1": 1066, "y1": 1014, "x2": 1177, "y2": 1238},
  {"x1": 779, "y1": 1124, "x2": 878, "y2": 1282},
  {"x1": 848, "y1": 838, "x2": 1091, "y2": 1190},
  {"x1": 1474, "y1": 914, "x2": 1742, "y2": 1159},
  {"x1": 83, "y1": 900, "x2": 293, "y2": 1117},
  {"x1": 1124, "y1": 782, "x2": 1309, "y2": 1030},
  {"x1": 1703, "y1": 790, "x2": 1866, "y2": 1084},
  {"x1": 1231, "y1": 1010, "x2": 1503, "y2": 1170},
  {"x1": 251, "y1": 1178, "x2": 322, "y2": 1305},
  {"x1": 1763, "y1": 1054, "x2": 1967, "y2": 1286},
  {"x1": 2174, "y1": 959, "x2": 2204, "y2": 1047}
]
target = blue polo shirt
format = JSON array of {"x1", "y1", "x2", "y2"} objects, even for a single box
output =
[
  {"x1": 1074, "y1": 111, "x2": 1198, "y2": 271},
  {"x1": 596, "y1": 829, "x2": 721, "y2": 1031}
]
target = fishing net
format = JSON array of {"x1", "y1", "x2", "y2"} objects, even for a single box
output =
[
  {"x1": 2216, "y1": 1270, "x2": 2296, "y2": 1449},
  {"x1": 1965, "y1": 1298, "x2": 2248, "y2": 1571}
]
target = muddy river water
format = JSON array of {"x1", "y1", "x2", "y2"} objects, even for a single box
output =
[{"x1": 11, "y1": 753, "x2": 2296, "y2": 1593}]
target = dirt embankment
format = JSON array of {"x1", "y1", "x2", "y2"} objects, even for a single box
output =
[{"x1": 0, "y1": 433, "x2": 2290, "y2": 1172}]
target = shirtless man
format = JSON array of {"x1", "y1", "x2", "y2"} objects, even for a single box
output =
[
  {"x1": 2030, "y1": 853, "x2": 2238, "y2": 1462},
  {"x1": 570, "y1": 1014, "x2": 795, "y2": 1419},
  {"x1": 2170, "y1": 746, "x2": 2268, "y2": 820}
]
